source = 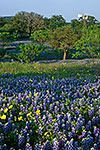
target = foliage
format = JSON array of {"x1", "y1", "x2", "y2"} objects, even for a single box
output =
[
  {"x1": 44, "y1": 15, "x2": 67, "y2": 30},
  {"x1": 79, "y1": 15, "x2": 98, "y2": 26},
  {"x1": 71, "y1": 15, "x2": 98, "y2": 39},
  {"x1": 35, "y1": 48, "x2": 63, "y2": 60},
  {"x1": 17, "y1": 43, "x2": 46, "y2": 63},
  {"x1": 0, "y1": 17, "x2": 11, "y2": 27},
  {"x1": 10, "y1": 11, "x2": 28, "y2": 38},
  {"x1": 0, "y1": 48, "x2": 6, "y2": 58},
  {"x1": 48, "y1": 25, "x2": 78, "y2": 60},
  {"x1": 72, "y1": 25, "x2": 100, "y2": 59},
  {"x1": 71, "y1": 19, "x2": 82, "y2": 39},
  {"x1": 10, "y1": 11, "x2": 45, "y2": 38},
  {"x1": 30, "y1": 29, "x2": 50, "y2": 43},
  {"x1": 0, "y1": 31, "x2": 12, "y2": 47},
  {"x1": 26, "y1": 12, "x2": 45, "y2": 35}
]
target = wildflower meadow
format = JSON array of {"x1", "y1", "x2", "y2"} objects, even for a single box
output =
[{"x1": 0, "y1": 62, "x2": 100, "y2": 150}]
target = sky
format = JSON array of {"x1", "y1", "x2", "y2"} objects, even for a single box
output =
[{"x1": 0, "y1": 0, "x2": 100, "y2": 22}]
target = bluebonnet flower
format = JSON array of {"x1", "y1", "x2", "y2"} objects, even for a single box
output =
[
  {"x1": 88, "y1": 107, "x2": 94, "y2": 118},
  {"x1": 66, "y1": 121, "x2": 70, "y2": 130},
  {"x1": 43, "y1": 141, "x2": 51, "y2": 150},
  {"x1": 25, "y1": 143, "x2": 32, "y2": 150},
  {"x1": 52, "y1": 138, "x2": 59, "y2": 150},
  {"x1": 35, "y1": 143, "x2": 43, "y2": 150},
  {"x1": 81, "y1": 134, "x2": 93, "y2": 150},
  {"x1": 18, "y1": 134, "x2": 25, "y2": 148},
  {"x1": 54, "y1": 123, "x2": 59, "y2": 133}
]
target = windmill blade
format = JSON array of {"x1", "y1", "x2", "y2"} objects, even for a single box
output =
[{"x1": 78, "y1": 14, "x2": 82, "y2": 18}]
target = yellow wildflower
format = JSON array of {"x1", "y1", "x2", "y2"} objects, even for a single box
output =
[
  {"x1": 77, "y1": 73, "x2": 80, "y2": 76},
  {"x1": 36, "y1": 110, "x2": 40, "y2": 115},
  {"x1": 29, "y1": 91, "x2": 32, "y2": 97},
  {"x1": 1, "y1": 114, "x2": 6, "y2": 120},
  {"x1": 29, "y1": 79, "x2": 32, "y2": 82},
  {"x1": 14, "y1": 116, "x2": 17, "y2": 121},
  {"x1": 19, "y1": 112, "x2": 22, "y2": 115},
  {"x1": 44, "y1": 132, "x2": 48, "y2": 136},
  {"x1": 52, "y1": 119, "x2": 56, "y2": 122},
  {"x1": 9, "y1": 105, "x2": 13, "y2": 109},
  {"x1": 18, "y1": 116, "x2": 23, "y2": 121},
  {"x1": 4, "y1": 108, "x2": 8, "y2": 113},
  {"x1": 27, "y1": 112, "x2": 32, "y2": 117},
  {"x1": 52, "y1": 76, "x2": 54, "y2": 79},
  {"x1": 34, "y1": 93, "x2": 38, "y2": 97}
]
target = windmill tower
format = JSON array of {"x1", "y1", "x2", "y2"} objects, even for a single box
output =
[{"x1": 78, "y1": 14, "x2": 88, "y2": 26}]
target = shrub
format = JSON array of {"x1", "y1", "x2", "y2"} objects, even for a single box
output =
[
  {"x1": 17, "y1": 43, "x2": 46, "y2": 63},
  {"x1": 0, "y1": 48, "x2": 6, "y2": 58}
]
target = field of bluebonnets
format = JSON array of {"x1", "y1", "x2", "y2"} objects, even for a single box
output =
[{"x1": 0, "y1": 62, "x2": 100, "y2": 150}]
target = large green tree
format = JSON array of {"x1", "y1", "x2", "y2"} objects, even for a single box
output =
[
  {"x1": 0, "y1": 31, "x2": 12, "y2": 48},
  {"x1": 26, "y1": 12, "x2": 45, "y2": 35},
  {"x1": 0, "y1": 17, "x2": 11, "y2": 28},
  {"x1": 10, "y1": 11, "x2": 28, "y2": 38},
  {"x1": 71, "y1": 15, "x2": 98, "y2": 39},
  {"x1": 44, "y1": 15, "x2": 67, "y2": 30},
  {"x1": 17, "y1": 43, "x2": 46, "y2": 63},
  {"x1": 72, "y1": 25, "x2": 100, "y2": 59},
  {"x1": 79, "y1": 15, "x2": 98, "y2": 26},
  {"x1": 48, "y1": 25, "x2": 78, "y2": 60},
  {"x1": 30, "y1": 29, "x2": 50, "y2": 44},
  {"x1": 10, "y1": 11, "x2": 45, "y2": 38}
]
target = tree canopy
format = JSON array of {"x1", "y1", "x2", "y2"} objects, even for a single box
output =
[
  {"x1": 47, "y1": 25, "x2": 78, "y2": 60},
  {"x1": 72, "y1": 25, "x2": 100, "y2": 59}
]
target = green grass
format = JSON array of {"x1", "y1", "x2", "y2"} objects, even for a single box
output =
[{"x1": 0, "y1": 62, "x2": 100, "y2": 79}]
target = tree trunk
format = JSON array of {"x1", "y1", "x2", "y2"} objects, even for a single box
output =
[{"x1": 63, "y1": 49, "x2": 67, "y2": 60}]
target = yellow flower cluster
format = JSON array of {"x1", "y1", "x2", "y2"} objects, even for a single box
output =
[
  {"x1": 36, "y1": 110, "x2": 40, "y2": 115},
  {"x1": 9, "y1": 105, "x2": 13, "y2": 109},
  {"x1": 4, "y1": 108, "x2": 8, "y2": 113},
  {"x1": 27, "y1": 112, "x2": 32, "y2": 117},
  {"x1": 29, "y1": 79, "x2": 33, "y2": 82},
  {"x1": 18, "y1": 116, "x2": 23, "y2": 121},
  {"x1": 34, "y1": 92, "x2": 38, "y2": 97},
  {"x1": 0, "y1": 114, "x2": 6, "y2": 120}
]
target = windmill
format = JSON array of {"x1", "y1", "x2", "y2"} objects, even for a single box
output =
[{"x1": 78, "y1": 13, "x2": 88, "y2": 26}]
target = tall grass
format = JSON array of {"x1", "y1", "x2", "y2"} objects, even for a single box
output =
[{"x1": 0, "y1": 62, "x2": 100, "y2": 79}]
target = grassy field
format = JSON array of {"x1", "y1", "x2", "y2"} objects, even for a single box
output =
[{"x1": 0, "y1": 61, "x2": 100, "y2": 79}]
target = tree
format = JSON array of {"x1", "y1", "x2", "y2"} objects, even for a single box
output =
[
  {"x1": 71, "y1": 19, "x2": 82, "y2": 39},
  {"x1": 10, "y1": 11, "x2": 28, "y2": 38},
  {"x1": 72, "y1": 25, "x2": 100, "y2": 59},
  {"x1": 79, "y1": 15, "x2": 98, "y2": 26},
  {"x1": 10, "y1": 11, "x2": 45, "y2": 38},
  {"x1": 44, "y1": 15, "x2": 67, "y2": 30},
  {"x1": 0, "y1": 31, "x2": 12, "y2": 48},
  {"x1": 0, "y1": 17, "x2": 11, "y2": 27},
  {"x1": 48, "y1": 25, "x2": 78, "y2": 60},
  {"x1": 26, "y1": 12, "x2": 45, "y2": 35},
  {"x1": 0, "y1": 29, "x2": 13, "y2": 58},
  {"x1": 30, "y1": 29, "x2": 50, "y2": 44},
  {"x1": 17, "y1": 43, "x2": 46, "y2": 63},
  {"x1": 71, "y1": 15, "x2": 99, "y2": 39}
]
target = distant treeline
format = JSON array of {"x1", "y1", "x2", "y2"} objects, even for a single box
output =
[{"x1": 0, "y1": 11, "x2": 100, "y2": 61}]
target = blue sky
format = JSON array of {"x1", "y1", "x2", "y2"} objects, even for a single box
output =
[{"x1": 0, "y1": 0, "x2": 100, "y2": 21}]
